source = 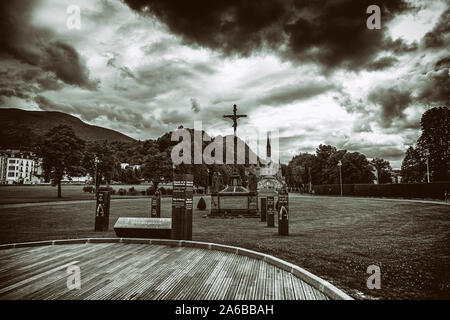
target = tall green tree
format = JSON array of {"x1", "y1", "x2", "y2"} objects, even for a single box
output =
[
  {"x1": 287, "y1": 153, "x2": 318, "y2": 190},
  {"x1": 38, "y1": 125, "x2": 85, "y2": 198},
  {"x1": 340, "y1": 152, "x2": 375, "y2": 184},
  {"x1": 371, "y1": 158, "x2": 392, "y2": 184},
  {"x1": 82, "y1": 141, "x2": 118, "y2": 188},
  {"x1": 401, "y1": 146, "x2": 426, "y2": 183},
  {"x1": 141, "y1": 150, "x2": 173, "y2": 191},
  {"x1": 417, "y1": 107, "x2": 450, "y2": 181}
]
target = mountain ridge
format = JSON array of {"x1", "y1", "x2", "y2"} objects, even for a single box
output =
[{"x1": 0, "y1": 108, "x2": 136, "y2": 148}]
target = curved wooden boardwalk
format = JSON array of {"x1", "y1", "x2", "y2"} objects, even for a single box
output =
[{"x1": 0, "y1": 239, "x2": 352, "y2": 300}]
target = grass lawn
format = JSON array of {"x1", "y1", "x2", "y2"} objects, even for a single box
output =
[
  {"x1": 0, "y1": 194, "x2": 448, "y2": 300},
  {"x1": 0, "y1": 184, "x2": 154, "y2": 204}
]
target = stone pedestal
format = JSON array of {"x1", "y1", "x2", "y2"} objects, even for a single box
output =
[
  {"x1": 114, "y1": 217, "x2": 171, "y2": 238},
  {"x1": 209, "y1": 170, "x2": 258, "y2": 217}
]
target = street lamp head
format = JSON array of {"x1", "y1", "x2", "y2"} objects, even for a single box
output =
[{"x1": 338, "y1": 160, "x2": 342, "y2": 166}]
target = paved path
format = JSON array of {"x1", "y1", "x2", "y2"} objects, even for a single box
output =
[
  {"x1": 1, "y1": 194, "x2": 447, "y2": 209},
  {"x1": 289, "y1": 193, "x2": 449, "y2": 206},
  {"x1": 0, "y1": 197, "x2": 147, "y2": 209},
  {"x1": 0, "y1": 239, "x2": 352, "y2": 300}
]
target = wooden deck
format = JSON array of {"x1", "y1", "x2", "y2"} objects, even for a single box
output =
[{"x1": 0, "y1": 240, "x2": 345, "y2": 300}]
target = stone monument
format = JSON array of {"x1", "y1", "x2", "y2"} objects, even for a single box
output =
[{"x1": 209, "y1": 104, "x2": 258, "y2": 217}]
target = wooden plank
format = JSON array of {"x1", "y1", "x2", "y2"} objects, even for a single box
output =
[
  {"x1": 153, "y1": 249, "x2": 210, "y2": 300},
  {"x1": 171, "y1": 250, "x2": 221, "y2": 300},
  {"x1": 133, "y1": 248, "x2": 199, "y2": 300},
  {"x1": 6, "y1": 244, "x2": 124, "y2": 300},
  {"x1": 0, "y1": 243, "x2": 334, "y2": 300},
  {"x1": 0, "y1": 243, "x2": 106, "y2": 290},
  {"x1": 84, "y1": 244, "x2": 163, "y2": 300},
  {"x1": 281, "y1": 271, "x2": 296, "y2": 300},
  {"x1": 0, "y1": 260, "x2": 79, "y2": 296},
  {"x1": 201, "y1": 251, "x2": 232, "y2": 299},
  {"x1": 234, "y1": 256, "x2": 253, "y2": 300},
  {"x1": 53, "y1": 244, "x2": 151, "y2": 300},
  {"x1": 223, "y1": 254, "x2": 254, "y2": 300},
  {"x1": 209, "y1": 252, "x2": 242, "y2": 300}
]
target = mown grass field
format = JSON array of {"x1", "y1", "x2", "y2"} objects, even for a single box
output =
[
  {"x1": 0, "y1": 184, "x2": 154, "y2": 204},
  {"x1": 0, "y1": 188, "x2": 448, "y2": 300}
]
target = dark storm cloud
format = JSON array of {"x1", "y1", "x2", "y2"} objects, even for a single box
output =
[
  {"x1": 368, "y1": 86, "x2": 412, "y2": 127},
  {"x1": 124, "y1": 0, "x2": 287, "y2": 56},
  {"x1": 384, "y1": 38, "x2": 418, "y2": 55},
  {"x1": 364, "y1": 56, "x2": 398, "y2": 71},
  {"x1": 127, "y1": 59, "x2": 213, "y2": 102},
  {"x1": 434, "y1": 55, "x2": 450, "y2": 69},
  {"x1": 421, "y1": 6, "x2": 450, "y2": 49},
  {"x1": 258, "y1": 81, "x2": 336, "y2": 106},
  {"x1": 416, "y1": 65, "x2": 450, "y2": 107},
  {"x1": 367, "y1": 52, "x2": 450, "y2": 128},
  {"x1": 0, "y1": 62, "x2": 63, "y2": 102},
  {"x1": 284, "y1": 0, "x2": 411, "y2": 70},
  {"x1": 35, "y1": 95, "x2": 153, "y2": 129},
  {"x1": 123, "y1": 0, "x2": 411, "y2": 71},
  {"x1": 0, "y1": 0, "x2": 98, "y2": 92}
]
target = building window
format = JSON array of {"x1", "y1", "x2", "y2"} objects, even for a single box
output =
[{"x1": 8, "y1": 172, "x2": 14, "y2": 177}]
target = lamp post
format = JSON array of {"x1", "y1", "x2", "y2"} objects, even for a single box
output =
[
  {"x1": 424, "y1": 150, "x2": 430, "y2": 183},
  {"x1": 338, "y1": 160, "x2": 343, "y2": 196}
]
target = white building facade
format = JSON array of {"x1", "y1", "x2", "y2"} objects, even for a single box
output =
[{"x1": 0, "y1": 150, "x2": 43, "y2": 184}]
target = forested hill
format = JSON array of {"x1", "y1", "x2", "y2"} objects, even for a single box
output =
[{"x1": 0, "y1": 108, "x2": 135, "y2": 148}]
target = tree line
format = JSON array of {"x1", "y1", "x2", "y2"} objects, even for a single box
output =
[
  {"x1": 401, "y1": 107, "x2": 449, "y2": 183},
  {"x1": 34, "y1": 106, "x2": 449, "y2": 197},
  {"x1": 285, "y1": 107, "x2": 449, "y2": 191},
  {"x1": 36, "y1": 125, "x2": 249, "y2": 197},
  {"x1": 285, "y1": 145, "x2": 392, "y2": 191}
]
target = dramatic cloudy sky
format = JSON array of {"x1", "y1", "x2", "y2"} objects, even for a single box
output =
[{"x1": 0, "y1": 0, "x2": 449, "y2": 167}]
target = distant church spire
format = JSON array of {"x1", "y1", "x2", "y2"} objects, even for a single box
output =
[{"x1": 266, "y1": 131, "x2": 271, "y2": 159}]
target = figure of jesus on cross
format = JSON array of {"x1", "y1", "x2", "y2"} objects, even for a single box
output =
[
  {"x1": 223, "y1": 104, "x2": 247, "y2": 138},
  {"x1": 223, "y1": 104, "x2": 247, "y2": 167}
]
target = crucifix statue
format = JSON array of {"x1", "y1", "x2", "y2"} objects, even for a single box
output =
[
  {"x1": 223, "y1": 104, "x2": 247, "y2": 184},
  {"x1": 223, "y1": 104, "x2": 247, "y2": 138}
]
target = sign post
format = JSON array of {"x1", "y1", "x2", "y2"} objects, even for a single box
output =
[
  {"x1": 278, "y1": 189, "x2": 289, "y2": 236},
  {"x1": 171, "y1": 174, "x2": 194, "y2": 240},
  {"x1": 260, "y1": 197, "x2": 267, "y2": 222},
  {"x1": 151, "y1": 191, "x2": 161, "y2": 218},
  {"x1": 267, "y1": 196, "x2": 275, "y2": 228},
  {"x1": 95, "y1": 189, "x2": 110, "y2": 231},
  {"x1": 171, "y1": 174, "x2": 185, "y2": 240},
  {"x1": 184, "y1": 174, "x2": 193, "y2": 240}
]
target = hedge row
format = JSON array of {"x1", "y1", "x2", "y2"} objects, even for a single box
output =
[
  {"x1": 82, "y1": 186, "x2": 204, "y2": 196},
  {"x1": 313, "y1": 182, "x2": 450, "y2": 200}
]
